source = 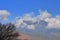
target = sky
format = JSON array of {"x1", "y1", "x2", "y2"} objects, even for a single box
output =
[
  {"x1": 0, "y1": 0, "x2": 60, "y2": 22},
  {"x1": 0, "y1": 0, "x2": 60, "y2": 40}
]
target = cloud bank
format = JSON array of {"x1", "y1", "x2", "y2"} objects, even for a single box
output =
[
  {"x1": 14, "y1": 10, "x2": 60, "y2": 30},
  {"x1": 0, "y1": 10, "x2": 60, "y2": 30},
  {"x1": 0, "y1": 10, "x2": 10, "y2": 21}
]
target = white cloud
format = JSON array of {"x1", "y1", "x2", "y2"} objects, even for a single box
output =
[
  {"x1": 26, "y1": 25, "x2": 35, "y2": 29},
  {"x1": 0, "y1": 10, "x2": 10, "y2": 21},
  {"x1": 14, "y1": 10, "x2": 60, "y2": 30},
  {"x1": 45, "y1": 15, "x2": 60, "y2": 29},
  {"x1": 56, "y1": 15, "x2": 60, "y2": 20},
  {"x1": 38, "y1": 10, "x2": 51, "y2": 20},
  {"x1": 45, "y1": 18, "x2": 60, "y2": 29}
]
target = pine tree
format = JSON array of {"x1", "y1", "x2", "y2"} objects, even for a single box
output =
[{"x1": 0, "y1": 23, "x2": 19, "y2": 40}]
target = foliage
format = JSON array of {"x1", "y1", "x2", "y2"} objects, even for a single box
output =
[{"x1": 0, "y1": 23, "x2": 19, "y2": 40}]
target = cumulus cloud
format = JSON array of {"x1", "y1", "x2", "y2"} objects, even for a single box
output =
[
  {"x1": 45, "y1": 18, "x2": 60, "y2": 29},
  {"x1": 38, "y1": 10, "x2": 51, "y2": 20},
  {"x1": 14, "y1": 10, "x2": 60, "y2": 30},
  {"x1": 0, "y1": 10, "x2": 10, "y2": 21}
]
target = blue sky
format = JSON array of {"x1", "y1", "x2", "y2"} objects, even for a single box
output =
[
  {"x1": 0, "y1": 0, "x2": 60, "y2": 39},
  {"x1": 0, "y1": 0, "x2": 60, "y2": 21}
]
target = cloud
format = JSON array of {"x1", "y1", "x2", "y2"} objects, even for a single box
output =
[
  {"x1": 45, "y1": 18, "x2": 60, "y2": 29},
  {"x1": 14, "y1": 10, "x2": 60, "y2": 30},
  {"x1": 14, "y1": 14, "x2": 36, "y2": 29},
  {"x1": 0, "y1": 10, "x2": 10, "y2": 21},
  {"x1": 38, "y1": 10, "x2": 51, "y2": 20}
]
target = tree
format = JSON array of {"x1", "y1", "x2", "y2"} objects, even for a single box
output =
[{"x1": 0, "y1": 23, "x2": 19, "y2": 40}]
